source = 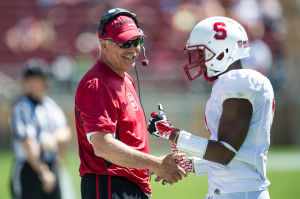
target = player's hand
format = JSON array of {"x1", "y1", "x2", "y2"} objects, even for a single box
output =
[
  {"x1": 157, "y1": 103, "x2": 168, "y2": 120},
  {"x1": 147, "y1": 104, "x2": 177, "y2": 140},
  {"x1": 147, "y1": 171, "x2": 167, "y2": 185},
  {"x1": 171, "y1": 142, "x2": 193, "y2": 174},
  {"x1": 150, "y1": 153, "x2": 187, "y2": 185}
]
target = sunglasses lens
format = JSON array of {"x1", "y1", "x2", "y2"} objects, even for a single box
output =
[
  {"x1": 133, "y1": 38, "x2": 141, "y2": 47},
  {"x1": 120, "y1": 38, "x2": 142, "y2": 48},
  {"x1": 122, "y1": 41, "x2": 132, "y2": 48}
]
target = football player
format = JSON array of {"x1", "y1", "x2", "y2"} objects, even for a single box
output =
[{"x1": 148, "y1": 16, "x2": 275, "y2": 199}]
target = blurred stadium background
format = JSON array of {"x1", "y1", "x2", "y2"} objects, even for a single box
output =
[{"x1": 0, "y1": 0, "x2": 300, "y2": 198}]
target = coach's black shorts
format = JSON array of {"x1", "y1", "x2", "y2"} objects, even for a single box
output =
[
  {"x1": 11, "y1": 161, "x2": 61, "y2": 199},
  {"x1": 81, "y1": 174, "x2": 149, "y2": 199}
]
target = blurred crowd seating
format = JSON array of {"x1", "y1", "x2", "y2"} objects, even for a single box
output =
[
  {"x1": 0, "y1": 0, "x2": 287, "y2": 90},
  {"x1": 1, "y1": 0, "x2": 299, "y2": 147}
]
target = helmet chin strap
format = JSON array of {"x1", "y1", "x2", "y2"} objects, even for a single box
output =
[
  {"x1": 206, "y1": 68, "x2": 216, "y2": 78},
  {"x1": 203, "y1": 72, "x2": 218, "y2": 82}
]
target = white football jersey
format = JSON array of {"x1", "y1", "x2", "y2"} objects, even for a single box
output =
[{"x1": 204, "y1": 69, "x2": 275, "y2": 195}]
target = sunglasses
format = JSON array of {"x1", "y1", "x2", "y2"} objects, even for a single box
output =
[{"x1": 105, "y1": 37, "x2": 143, "y2": 49}]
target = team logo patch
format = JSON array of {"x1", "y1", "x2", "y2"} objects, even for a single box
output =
[
  {"x1": 238, "y1": 40, "x2": 243, "y2": 48},
  {"x1": 127, "y1": 93, "x2": 138, "y2": 111}
]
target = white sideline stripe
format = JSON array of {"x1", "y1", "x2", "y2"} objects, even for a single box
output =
[{"x1": 267, "y1": 152, "x2": 300, "y2": 171}]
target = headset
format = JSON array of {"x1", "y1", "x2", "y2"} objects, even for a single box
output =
[
  {"x1": 99, "y1": 8, "x2": 149, "y2": 66},
  {"x1": 99, "y1": 8, "x2": 140, "y2": 36}
]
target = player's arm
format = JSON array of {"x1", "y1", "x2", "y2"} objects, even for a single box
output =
[
  {"x1": 149, "y1": 99, "x2": 252, "y2": 165},
  {"x1": 90, "y1": 131, "x2": 187, "y2": 185},
  {"x1": 204, "y1": 98, "x2": 252, "y2": 164},
  {"x1": 172, "y1": 98, "x2": 252, "y2": 165}
]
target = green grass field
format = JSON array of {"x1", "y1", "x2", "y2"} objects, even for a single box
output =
[{"x1": 1, "y1": 147, "x2": 300, "y2": 199}]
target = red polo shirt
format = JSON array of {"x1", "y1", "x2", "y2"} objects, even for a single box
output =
[{"x1": 75, "y1": 60, "x2": 151, "y2": 194}]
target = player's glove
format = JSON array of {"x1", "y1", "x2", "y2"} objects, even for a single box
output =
[
  {"x1": 171, "y1": 142, "x2": 193, "y2": 174},
  {"x1": 147, "y1": 104, "x2": 178, "y2": 140},
  {"x1": 147, "y1": 171, "x2": 167, "y2": 185}
]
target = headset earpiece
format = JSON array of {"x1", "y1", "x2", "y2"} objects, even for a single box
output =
[{"x1": 99, "y1": 8, "x2": 140, "y2": 37}]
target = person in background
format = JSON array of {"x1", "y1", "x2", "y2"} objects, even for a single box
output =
[{"x1": 10, "y1": 58, "x2": 72, "y2": 199}]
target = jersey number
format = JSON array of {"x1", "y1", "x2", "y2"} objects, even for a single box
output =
[{"x1": 214, "y1": 22, "x2": 227, "y2": 40}]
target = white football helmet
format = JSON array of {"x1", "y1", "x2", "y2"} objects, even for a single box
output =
[{"x1": 184, "y1": 16, "x2": 250, "y2": 82}]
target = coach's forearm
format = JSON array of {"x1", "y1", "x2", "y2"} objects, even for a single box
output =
[
  {"x1": 90, "y1": 132, "x2": 161, "y2": 171},
  {"x1": 91, "y1": 131, "x2": 187, "y2": 184}
]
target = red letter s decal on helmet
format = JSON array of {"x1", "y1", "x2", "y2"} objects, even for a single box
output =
[{"x1": 213, "y1": 22, "x2": 227, "y2": 40}]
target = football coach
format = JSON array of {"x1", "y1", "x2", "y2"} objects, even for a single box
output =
[{"x1": 74, "y1": 8, "x2": 186, "y2": 199}]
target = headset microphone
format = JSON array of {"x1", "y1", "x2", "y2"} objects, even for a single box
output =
[
  {"x1": 141, "y1": 46, "x2": 149, "y2": 66},
  {"x1": 142, "y1": 59, "x2": 149, "y2": 66}
]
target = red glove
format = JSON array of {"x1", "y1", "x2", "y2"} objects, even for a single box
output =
[
  {"x1": 147, "y1": 104, "x2": 177, "y2": 140},
  {"x1": 171, "y1": 142, "x2": 193, "y2": 174}
]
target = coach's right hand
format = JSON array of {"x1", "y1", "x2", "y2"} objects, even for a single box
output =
[{"x1": 150, "y1": 153, "x2": 187, "y2": 185}]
